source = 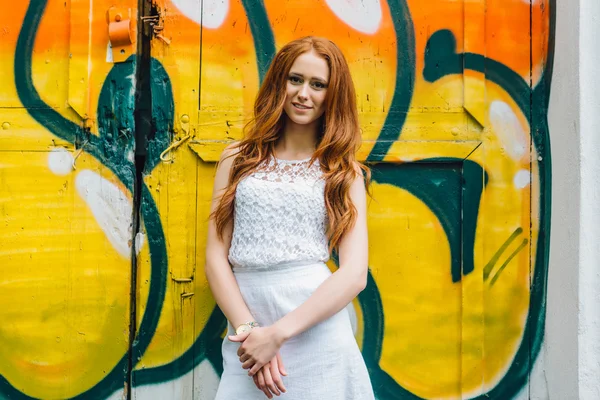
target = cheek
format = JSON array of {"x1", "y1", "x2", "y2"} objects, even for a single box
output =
[
  {"x1": 285, "y1": 83, "x2": 297, "y2": 100},
  {"x1": 315, "y1": 93, "x2": 327, "y2": 109}
]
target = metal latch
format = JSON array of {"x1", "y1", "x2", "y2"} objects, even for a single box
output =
[{"x1": 141, "y1": 9, "x2": 170, "y2": 45}]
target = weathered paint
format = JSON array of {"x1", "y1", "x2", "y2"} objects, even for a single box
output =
[{"x1": 0, "y1": 0, "x2": 553, "y2": 399}]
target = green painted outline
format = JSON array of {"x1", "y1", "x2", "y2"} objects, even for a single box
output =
[
  {"x1": 364, "y1": 159, "x2": 486, "y2": 399},
  {"x1": 8, "y1": 1, "x2": 169, "y2": 398},
  {"x1": 483, "y1": 228, "x2": 524, "y2": 281},
  {"x1": 370, "y1": 160, "x2": 487, "y2": 283},
  {"x1": 366, "y1": 0, "x2": 416, "y2": 162},
  {"x1": 6, "y1": 0, "x2": 554, "y2": 397},
  {"x1": 422, "y1": 2, "x2": 555, "y2": 396},
  {"x1": 240, "y1": 0, "x2": 276, "y2": 82},
  {"x1": 130, "y1": 0, "x2": 278, "y2": 387},
  {"x1": 133, "y1": 305, "x2": 226, "y2": 386}
]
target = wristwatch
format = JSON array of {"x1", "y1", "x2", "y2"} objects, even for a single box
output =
[{"x1": 235, "y1": 321, "x2": 260, "y2": 335}]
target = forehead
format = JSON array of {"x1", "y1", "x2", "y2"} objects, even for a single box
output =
[{"x1": 289, "y1": 51, "x2": 330, "y2": 81}]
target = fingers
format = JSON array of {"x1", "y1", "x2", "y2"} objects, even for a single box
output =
[
  {"x1": 248, "y1": 360, "x2": 265, "y2": 376},
  {"x1": 238, "y1": 353, "x2": 251, "y2": 363},
  {"x1": 242, "y1": 358, "x2": 255, "y2": 370},
  {"x1": 276, "y1": 352, "x2": 287, "y2": 376},
  {"x1": 236, "y1": 345, "x2": 245, "y2": 357},
  {"x1": 255, "y1": 369, "x2": 273, "y2": 399},
  {"x1": 228, "y1": 331, "x2": 250, "y2": 343},
  {"x1": 263, "y1": 363, "x2": 281, "y2": 396},
  {"x1": 270, "y1": 356, "x2": 287, "y2": 394},
  {"x1": 253, "y1": 373, "x2": 260, "y2": 393},
  {"x1": 252, "y1": 359, "x2": 287, "y2": 398}
]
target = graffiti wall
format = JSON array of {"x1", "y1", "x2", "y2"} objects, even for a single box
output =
[{"x1": 0, "y1": 0, "x2": 553, "y2": 398}]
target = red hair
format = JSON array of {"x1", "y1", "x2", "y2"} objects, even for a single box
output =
[{"x1": 212, "y1": 36, "x2": 370, "y2": 250}]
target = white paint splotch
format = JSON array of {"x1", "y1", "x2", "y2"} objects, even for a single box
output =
[
  {"x1": 172, "y1": 0, "x2": 229, "y2": 29},
  {"x1": 489, "y1": 100, "x2": 529, "y2": 161},
  {"x1": 48, "y1": 148, "x2": 74, "y2": 175},
  {"x1": 325, "y1": 0, "x2": 382, "y2": 34},
  {"x1": 513, "y1": 169, "x2": 531, "y2": 189},
  {"x1": 131, "y1": 360, "x2": 220, "y2": 399},
  {"x1": 75, "y1": 170, "x2": 144, "y2": 258}
]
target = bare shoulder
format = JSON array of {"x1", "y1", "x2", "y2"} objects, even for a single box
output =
[
  {"x1": 348, "y1": 161, "x2": 367, "y2": 193},
  {"x1": 351, "y1": 160, "x2": 364, "y2": 176},
  {"x1": 213, "y1": 142, "x2": 241, "y2": 191},
  {"x1": 220, "y1": 142, "x2": 241, "y2": 162},
  {"x1": 350, "y1": 161, "x2": 368, "y2": 183},
  {"x1": 216, "y1": 142, "x2": 240, "y2": 171}
]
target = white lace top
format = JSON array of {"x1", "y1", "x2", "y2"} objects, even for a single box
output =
[{"x1": 228, "y1": 156, "x2": 329, "y2": 269}]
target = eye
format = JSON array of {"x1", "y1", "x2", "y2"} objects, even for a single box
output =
[
  {"x1": 288, "y1": 75, "x2": 303, "y2": 84},
  {"x1": 311, "y1": 81, "x2": 327, "y2": 90}
]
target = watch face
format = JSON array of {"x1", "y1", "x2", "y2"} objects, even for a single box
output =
[{"x1": 236, "y1": 324, "x2": 251, "y2": 335}]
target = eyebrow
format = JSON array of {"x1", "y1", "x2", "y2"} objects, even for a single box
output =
[{"x1": 289, "y1": 72, "x2": 328, "y2": 83}]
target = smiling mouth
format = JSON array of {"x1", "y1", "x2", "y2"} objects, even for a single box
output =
[{"x1": 292, "y1": 102, "x2": 312, "y2": 110}]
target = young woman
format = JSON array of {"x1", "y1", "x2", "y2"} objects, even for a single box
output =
[{"x1": 205, "y1": 36, "x2": 374, "y2": 399}]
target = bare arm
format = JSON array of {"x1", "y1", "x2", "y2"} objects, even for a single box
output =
[
  {"x1": 272, "y1": 167, "x2": 369, "y2": 341},
  {"x1": 204, "y1": 146, "x2": 255, "y2": 329},
  {"x1": 208, "y1": 147, "x2": 289, "y2": 397},
  {"x1": 235, "y1": 165, "x2": 370, "y2": 375}
]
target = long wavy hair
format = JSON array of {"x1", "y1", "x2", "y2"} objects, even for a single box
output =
[{"x1": 212, "y1": 36, "x2": 370, "y2": 250}]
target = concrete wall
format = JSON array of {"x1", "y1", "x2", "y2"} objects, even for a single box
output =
[
  {"x1": 578, "y1": 0, "x2": 600, "y2": 397},
  {"x1": 546, "y1": 0, "x2": 580, "y2": 397},
  {"x1": 546, "y1": 0, "x2": 600, "y2": 397},
  {"x1": 0, "y1": 0, "x2": 578, "y2": 399}
]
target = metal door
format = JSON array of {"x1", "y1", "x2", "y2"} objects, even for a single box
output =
[{"x1": 0, "y1": 0, "x2": 553, "y2": 399}]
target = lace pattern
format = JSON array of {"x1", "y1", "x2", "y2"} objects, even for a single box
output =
[
  {"x1": 252, "y1": 157, "x2": 324, "y2": 184},
  {"x1": 228, "y1": 156, "x2": 329, "y2": 269}
]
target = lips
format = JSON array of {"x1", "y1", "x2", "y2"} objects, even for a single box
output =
[{"x1": 292, "y1": 102, "x2": 312, "y2": 110}]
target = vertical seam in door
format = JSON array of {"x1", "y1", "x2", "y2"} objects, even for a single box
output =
[{"x1": 528, "y1": 1, "x2": 534, "y2": 399}]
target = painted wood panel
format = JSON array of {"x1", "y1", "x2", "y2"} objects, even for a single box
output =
[{"x1": 0, "y1": 0, "x2": 553, "y2": 398}]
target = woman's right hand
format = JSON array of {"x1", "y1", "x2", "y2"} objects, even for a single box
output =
[{"x1": 252, "y1": 352, "x2": 287, "y2": 398}]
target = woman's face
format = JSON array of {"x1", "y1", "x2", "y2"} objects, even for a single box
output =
[{"x1": 283, "y1": 51, "x2": 330, "y2": 128}]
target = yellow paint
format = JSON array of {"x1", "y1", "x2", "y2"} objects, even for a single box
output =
[
  {"x1": 0, "y1": 0, "x2": 550, "y2": 397},
  {"x1": 0, "y1": 151, "x2": 131, "y2": 399}
]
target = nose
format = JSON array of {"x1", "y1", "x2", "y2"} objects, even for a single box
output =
[{"x1": 298, "y1": 84, "x2": 309, "y2": 101}]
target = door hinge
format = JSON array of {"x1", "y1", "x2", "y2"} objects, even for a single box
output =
[{"x1": 107, "y1": 7, "x2": 135, "y2": 63}]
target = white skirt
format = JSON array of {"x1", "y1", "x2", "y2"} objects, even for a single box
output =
[{"x1": 215, "y1": 261, "x2": 375, "y2": 400}]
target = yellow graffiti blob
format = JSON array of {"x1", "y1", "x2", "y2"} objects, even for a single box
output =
[{"x1": 0, "y1": 150, "x2": 132, "y2": 399}]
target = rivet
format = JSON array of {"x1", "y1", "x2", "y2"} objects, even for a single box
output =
[
  {"x1": 181, "y1": 114, "x2": 190, "y2": 123},
  {"x1": 2, "y1": 122, "x2": 10, "y2": 130}
]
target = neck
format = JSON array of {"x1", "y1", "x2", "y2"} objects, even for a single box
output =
[{"x1": 276, "y1": 117, "x2": 320, "y2": 158}]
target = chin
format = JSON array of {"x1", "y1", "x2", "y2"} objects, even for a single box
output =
[
  {"x1": 291, "y1": 117, "x2": 316, "y2": 126},
  {"x1": 284, "y1": 112, "x2": 314, "y2": 126}
]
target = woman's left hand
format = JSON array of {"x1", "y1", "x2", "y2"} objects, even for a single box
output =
[{"x1": 228, "y1": 326, "x2": 285, "y2": 376}]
